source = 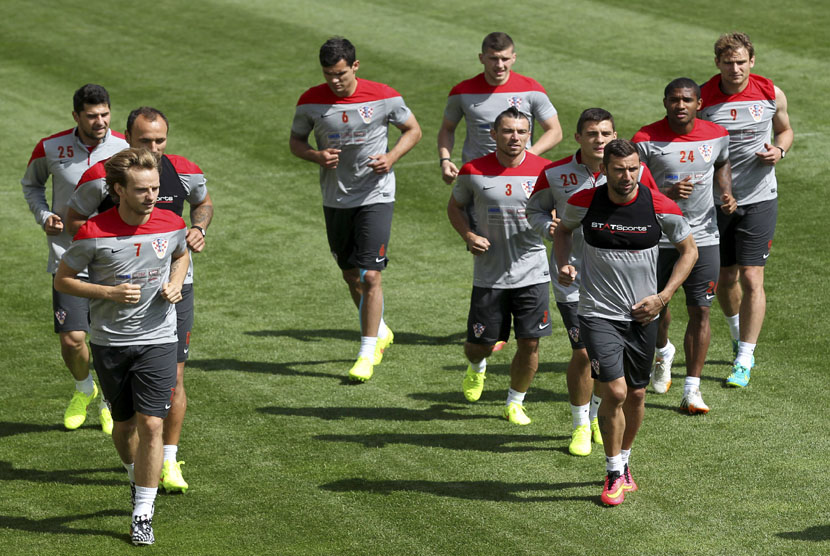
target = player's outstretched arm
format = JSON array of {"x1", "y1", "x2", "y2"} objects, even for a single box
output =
[
  {"x1": 368, "y1": 114, "x2": 423, "y2": 174},
  {"x1": 54, "y1": 260, "x2": 142, "y2": 303}
]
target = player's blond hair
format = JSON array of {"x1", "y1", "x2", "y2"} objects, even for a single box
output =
[
  {"x1": 714, "y1": 32, "x2": 754, "y2": 61},
  {"x1": 105, "y1": 148, "x2": 160, "y2": 203}
]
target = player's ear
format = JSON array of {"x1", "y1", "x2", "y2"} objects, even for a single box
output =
[{"x1": 352, "y1": 60, "x2": 360, "y2": 72}]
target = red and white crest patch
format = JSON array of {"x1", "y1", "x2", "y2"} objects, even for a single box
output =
[
  {"x1": 698, "y1": 144, "x2": 713, "y2": 163},
  {"x1": 151, "y1": 238, "x2": 168, "y2": 259},
  {"x1": 473, "y1": 323, "x2": 485, "y2": 338},
  {"x1": 748, "y1": 104, "x2": 764, "y2": 122},
  {"x1": 508, "y1": 96, "x2": 523, "y2": 109},
  {"x1": 55, "y1": 309, "x2": 67, "y2": 325},
  {"x1": 358, "y1": 106, "x2": 373, "y2": 124},
  {"x1": 521, "y1": 180, "x2": 535, "y2": 198}
]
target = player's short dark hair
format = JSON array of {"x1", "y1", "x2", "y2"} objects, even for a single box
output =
[
  {"x1": 576, "y1": 108, "x2": 615, "y2": 134},
  {"x1": 664, "y1": 78, "x2": 701, "y2": 100},
  {"x1": 319, "y1": 37, "x2": 356, "y2": 67},
  {"x1": 105, "y1": 148, "x2": 160, "y2": 203},
  {"x1": 602, "y1": 139, "x2": 639, "y2": 167},
  {"x1": 73, "y1": 84, "x2": 111, "y2": 113},
  {"x1": 126, "y1": 107, "x2": 170, "y2": 135},
  {"x1": 714, "y1": 32, "x2": 754, "y2": 61},
  {"x1": 482, "y1": 32, "x2": 514, "y2": 53},
  {"x1": 493, "y1": 106, "x2": 530, "y2": 131}
]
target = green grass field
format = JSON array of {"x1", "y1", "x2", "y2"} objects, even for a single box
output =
[{"x1": 1, "y1": 1, "x2": 829, "y2": 554}]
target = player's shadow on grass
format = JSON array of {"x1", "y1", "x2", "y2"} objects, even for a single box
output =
[
  {"x1": 259, "y1": 404, "x2": 491, "y2": 422},
  {"x1": 0, "y1": 509, "x2": 124, "y2": 541},
  {"x1": 321, "y1": 478, "x2": 597, "y2": 503},
  {"x1": 245, "y1": 328, "x2": 466, "y2": 346},
  {"x1": 188, "y1": 358, "x2": 348, "y2": 379},
  {"x1": 776, "y1": 525, "x2": 830, "y2": 542},
  {"x1": 0, "y1": 421, "x2": 65, "y2": 439},
  {"x1": 315, "y1": 432, "x2": 566, "y2": 453},
  {"x1": 0, "y1": 461, "x2": 124, "y2": 486}
]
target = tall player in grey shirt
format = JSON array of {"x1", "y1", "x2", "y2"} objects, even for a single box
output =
[
  {"x1": 290, "y1": 37, "x2": 421, "y2": 383},
  {"x1": 55, "y1": 148, "x2": 189, "y2": 546},
  {"x1": 699, "y1": 33, "x2": 793, "y2": 388}
]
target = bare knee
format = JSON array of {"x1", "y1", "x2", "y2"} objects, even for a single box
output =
[{"x1": 59, "y1": 330, "x2": 86, "y2": 353}]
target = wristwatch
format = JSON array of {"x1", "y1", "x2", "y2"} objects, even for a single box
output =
[
  {"x1": 191, "y1": 225, "x2": 206, "y2": 237},
  {"x1": 777, "y1": 146, "x2": 786, "y2": 159}
]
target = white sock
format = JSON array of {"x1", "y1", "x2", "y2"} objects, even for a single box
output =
[
  {"x1": 133, "y1": 486, "x2": 157, "y2": 518},
  {"x1": 684, "y1": 376, "x2": 701, "y2": 395},
  {"x1": 163, "y1": 445, "x2": 178, "y2": 464},
  {"x1": 506, "y1": 388, "x2": 526, "y2": 407},
  {"x1": 621, "y1": 448, "x2": 631, "y2": 467},
  {"x1": 736, "y1": 342, "x2": 756, "y2": 368},
  {"x1": 378, "y1": 319, "x2": 389, "y2": 339},
  {"x1": 605, "y1": 453, "x2": 624, "y2": 475},
  {"x1": 656, "y1": 341, "x2": 675, "y2": 360},
  {"x1": 589, "y1": 394, "x2": 601, "y2": 421},
  {"x1": 123, "y1": 461, "x2": 135, "y2": 483},
  {"x1": 75, "y1": 374, "x2": 95, "y2": 396},
  {"x1": 99, "y1": 398, "x2": 109, "y2": 410},
  {"x1": 570, "y1": 403, "x2": 590, "y2": 428},
  {"x1": 726, "y1": 314, "x2": 740, "y2": 341},
  {"x1": 470, "y1": 358, "x2": 486, "y2": 373},
  {"x1": 358, "y1": 336, "x2": 378, "y2": 359}
]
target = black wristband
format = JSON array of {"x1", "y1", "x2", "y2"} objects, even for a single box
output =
[
  {"x1": 191, "y1": 225, "x2": 206, "y2": 237},
  {"x1": 439, "y1": 157, "x2": 452, "y2": 166}
]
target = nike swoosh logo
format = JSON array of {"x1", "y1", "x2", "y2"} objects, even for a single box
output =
[
  {"x1": 165, "y1": 404, "x2": 171, "y2": 410},
  {"x1": 482, "y1": 186, "x2": 494, "y2": 190},
  {"x1": 375, "y1": 257, "x2": 386, "y2": 263},
  {"x1": 110, "y1": 247, "x2": 127, "y2": 253},
  {"x1": 472, "y1": 102, "x2": 485, "y2": 108},
  {"x1": 762, "y1": 253, "x2": 770, "y2": 259},
  {"x1": 705, "y1": 294, "x2": 715, "y2": 301},
  {"x1": 538, "y1": 323, "x2": 551, "y2": 330},
  {"x1": 183, "y1": 348, "x2": 189, "y2": 354}
]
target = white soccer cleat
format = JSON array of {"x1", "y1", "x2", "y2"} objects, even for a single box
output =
[
  {"x1": 680, "y1": 387, "x2": 710, "y2": 414},
  {"x1": 651, "y1": 343, "x2": 675, "y2": 394}
]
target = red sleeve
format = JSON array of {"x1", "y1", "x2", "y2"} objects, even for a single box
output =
[{"x1": 651, "y1": 188, "x2": 683, "y2": 216}]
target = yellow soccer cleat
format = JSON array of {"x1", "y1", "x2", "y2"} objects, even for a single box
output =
[
  {"x1": 348, "y1": 357, "x2": 374, "y2": 382},
  {"x1": 462, "y1": 365, "x2": 486, "y2": 402},
  {"x1": 373, "y1": 328, "x2": 394, "y2": 365},
  {"x1": 64, "y1": 382, "x2": 98, "y2": 430},
  {"x1": 502, "y1": 402, "x2": 531, "y2": 425},
  {"x1": 160, "y1": 460, "x2": 189, "y2": 493},
  {"x1": 590, "y1": 417, "x2": 603, "y2": 445},
  {"x1": 569, "y1": 424, "x2": 592, "y2": 456},
  {"x1": 100, "y1": 404, "x2": 114, "y2": 435}
]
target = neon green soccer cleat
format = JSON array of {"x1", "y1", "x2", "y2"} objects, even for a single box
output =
[
  {"x1": 503, "y1": 402, "x2": 531, "y2": 425},
  {"x1": 100, "y1": 404, "x2": 114, "y2": 435},
  {"x1": 569, "y1": 424, "x2": 592, "y2": 456},
  {"x1": 160, "y1": 460, "x2": 188, "y2": 493},
  {"x1": 373, "y1": 328, "x2": 394, "y2": 365},
  {"x1": 64, "y1": 382, "x2": 99, "y2": 430},
  {"x1": 590, "y1": 417, "x2": 603, "y2": 445},
  {"x1": 348, "y1": 357, "x2": 374, "y2": 382},
  {"x1": 462, "y1": 365, "x2": 486, "y2": 402}
]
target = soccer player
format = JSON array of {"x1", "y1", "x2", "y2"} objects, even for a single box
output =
[
  {"x1": 699, "y1": 32, "x2": 793, "y2": 387},
  {"x1": 290, "y1": 37, "x2": 422, "y2": 382},
  {"x1": 633, "y1": 78, "x2": 736, "y2": 412},
  {"x1": 438, "y1": 31, "x2": 562, "y2": 352},
  {"x1": 55, "y1": 148, "x2": 190, "y2": 545},
  {"x1": 553, "y1": 139, "x2": 697, "y2": 506},
  {"x1": 66, "y1": 106, "x2": 213, "y2": 493},
  {"x1": 21, "y1": 84, "x2": 128, "y2": 433},
  {"x1": 448, "y1": 107, "x2": 552, "y2": 425},
  {"x1": 526, "y1": 108, "x2": 617, "y2": 454}
]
